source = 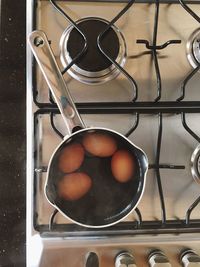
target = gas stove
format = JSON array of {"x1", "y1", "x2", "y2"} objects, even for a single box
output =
[{"x1": 27, "y1": 0, "x2": 200, "y2": 266}]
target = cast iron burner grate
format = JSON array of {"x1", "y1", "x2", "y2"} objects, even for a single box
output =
[{"x1": 31, "y1": 0, "x2": 200, "y2": 236}]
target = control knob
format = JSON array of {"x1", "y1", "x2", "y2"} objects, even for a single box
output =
[
  {"x1": 149, "y1": 250, "x2": 171, "y2": 267},
  {"x1": 85, "y1": 252, "x2": 99, "y2": 267},
  {"x1": 115, "y1": 252, "x2": 136, "y2": 267},
  {"x1": 181, "y1": 249, "x2": 200, "y2": 267}
]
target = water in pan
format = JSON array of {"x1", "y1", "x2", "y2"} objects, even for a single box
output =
[{"x1": 46, "y1": 129, "x2": 144, "y2": 227}]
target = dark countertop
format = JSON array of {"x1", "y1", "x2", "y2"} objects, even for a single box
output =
[{"x1": 0, "y1": 1, "x2": 26, "y2": 266}]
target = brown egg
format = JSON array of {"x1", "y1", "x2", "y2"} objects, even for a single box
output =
[
  {"x1": 111, "y1": 150, "x2": 136, "y2": 183},
  {"x1": 58, "y1": 143, "x2": 84, "y2": 173},
  {"x1": 58, "y1": 172, "x2": 92, "y2": 201},
  {"x1": 82, "y1": 132, "x2": 117, "y2": 157}
]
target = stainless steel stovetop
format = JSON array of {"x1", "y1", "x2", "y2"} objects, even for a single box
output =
[{"x1": 27, "y1": 0, "x2": 200, "y2": 266}]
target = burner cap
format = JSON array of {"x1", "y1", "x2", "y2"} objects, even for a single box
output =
[
  {"x1": 187, "y1": 28, "x2": 200, "y2": 69},
  {"x1": 67, "y1": 19, "x2": 119, "y2": 72},
  {"x1": 191, "y1": 144, "x2": 200, "y2": 184},
  {"x1": 60, "y1": 17, "x2": 126, "y2": 84}
]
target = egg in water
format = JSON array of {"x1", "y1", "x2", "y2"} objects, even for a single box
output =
[
  {"x1": 83, "y1": 132, "x2": 117, "y2": 157},
  {"x1": 58, "y1": 143, "x2": 85, "y2": 173},
  {"x1": 58, "y1": 172, "x2": 92, "y2": 201},
  {"x1": 111, "y1": 150, "x2": 136, "y2": 183}
]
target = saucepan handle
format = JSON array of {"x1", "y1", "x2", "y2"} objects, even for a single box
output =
[{"x1": 28, "y1": 30, "x2": 85, "y2": 134}]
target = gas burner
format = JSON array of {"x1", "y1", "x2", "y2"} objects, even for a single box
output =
[
  {"x1": 191, "y1": 144, "x2": 200, "y2": 184},
  {"x1": 187, "y1": 28, "x2": 200, "y2": 69},
  {"x1": 60, "y1": 17, "x2": 126, "y2": 84}
]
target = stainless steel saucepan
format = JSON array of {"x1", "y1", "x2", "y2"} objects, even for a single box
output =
[{"x1": 28, "y1": 30, "x2": 148, "y2": 228}]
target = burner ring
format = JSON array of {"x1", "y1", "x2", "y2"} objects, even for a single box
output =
[
  {"x1": 187, "y1": 28, "x2": 200, "y2": 69},
  {"x1": 60, "y1": 17, "x2": 126, "y2": 84},
  {"x1": 191, "y1": 144, "x2": 200, "y2": 184}
]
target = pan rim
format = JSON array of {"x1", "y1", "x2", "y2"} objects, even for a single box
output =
[{"x1": 44, "y1": 126, "x2": 148, "y2": 228}]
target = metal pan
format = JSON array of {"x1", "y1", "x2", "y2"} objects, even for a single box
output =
[{"x1": 28, "y1": 30, "x2": 148, "y2": 228}]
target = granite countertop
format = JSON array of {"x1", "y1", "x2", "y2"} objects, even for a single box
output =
[{"x1": 0, "y1": 0, "x2": 26, "y2": 266}]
